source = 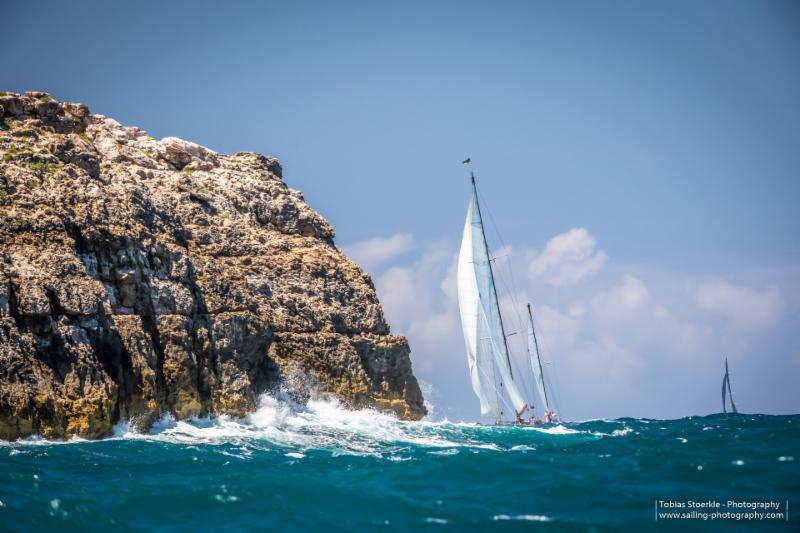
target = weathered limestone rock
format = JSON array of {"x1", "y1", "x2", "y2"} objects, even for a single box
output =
[{"x1": 0, "y1": 91, "x2": 425, "y2": 440}]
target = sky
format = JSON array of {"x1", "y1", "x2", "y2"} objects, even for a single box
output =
[{"x1": 3, "y1": 0, "x2": 799, "y2": 421}]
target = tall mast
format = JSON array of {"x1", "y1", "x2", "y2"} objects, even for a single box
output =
[
  {"x1": 527, "y1": 303, "x2": 549, "y2": 411},
  {"x1": 471, "y1": 173, "x2": 515, "y2": 380}
]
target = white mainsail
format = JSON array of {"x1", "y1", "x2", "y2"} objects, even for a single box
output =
[
  {"x1": 457, "y1": 179, "x2": 527, "y2": 419},
  {"x1": 526, "y1": 304, "x2": 550, "y2": 415}
]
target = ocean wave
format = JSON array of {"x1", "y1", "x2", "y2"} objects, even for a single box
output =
[
  {"x1": 527, "y1": 424, "x2": 580, "y2": 435},
  {"x1": 108, "y1": 393, "x2": 505, "y2": 456},
  {"x1": 3, "y1": 393, "x2": 662, "y2": 454}
]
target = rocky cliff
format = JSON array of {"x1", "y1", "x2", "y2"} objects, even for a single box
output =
[{"x1": 0, "y1": 91, "x2": 425, "y2": 440}]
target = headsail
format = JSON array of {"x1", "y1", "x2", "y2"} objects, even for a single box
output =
[
  {"x1": 725, "y1": 358, "x2": 738, "y2": 414},
  {"x1": 722, "y1": 372, "x2": 728, "y2": 414},
  {"x1": 526, "y1": 304, "x2": 550, "y2": 415},
  {"x1": 457, "y1": 176, "x2": 527, "y2": 418},
  {"x1": 458, "y1": 205, "x2": 499, "y2": 417}
]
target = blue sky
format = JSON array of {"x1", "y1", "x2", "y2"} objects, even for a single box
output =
[{"x1": 4, "y1": 0, "x2": 799, "y2": 420}]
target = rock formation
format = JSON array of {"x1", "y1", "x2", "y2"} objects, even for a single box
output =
[{"x1": 0, "y1": 91, "x2": 425, "y2": 440}]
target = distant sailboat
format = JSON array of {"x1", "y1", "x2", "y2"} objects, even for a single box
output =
[
  {"x1": 526, "y1": 304, "x2": 558, "y2": 424},
  {"x1": 456, "y1": 171, "x2": 558, "y2": 425},
  {"x1": 722, "y1": 358, "x2": 738, "y2": 414}
]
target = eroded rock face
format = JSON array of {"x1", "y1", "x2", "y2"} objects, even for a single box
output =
[{"x1": 0, "y1": 91, "x2": 425, "y2": 440}]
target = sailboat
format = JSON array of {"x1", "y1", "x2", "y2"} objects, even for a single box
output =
[
  {"x1": 526, "y1": 304, "x2": 558, "y2": 424},
  {"x1": 456, "y1": 171, "x2": 559, "y2": 425},
  {"x1": 721, "y1": 358, "x2": 738, "y2": 414}
]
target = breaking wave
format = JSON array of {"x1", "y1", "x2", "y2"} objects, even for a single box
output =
[{"x1": 107, "y1": 393, "x2": 552, "y2": 456}]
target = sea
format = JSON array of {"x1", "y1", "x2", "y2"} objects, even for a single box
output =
[{"x1": 0, "y1": 395, "x2": 797, "y2": 531}]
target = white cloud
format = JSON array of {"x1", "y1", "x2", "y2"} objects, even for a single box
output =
[
  {"x1": 373, "y1": 246, "x2": 461, "y2": 374},
  {"x1": 591, "y1": 274, "x2": 649, "y2": 316},
  {"x1": 342, "y1": 233, "x2": 414, "y2": 272},
  {"x1": 528, "y1": 228, "x2": 607, "y2": 287},
  {"x1": 695, "y1": 282, "x2": 783, "y2": 328},
  {"x1": 532, "y1": 304, "x2": 582, "y2": 351}
]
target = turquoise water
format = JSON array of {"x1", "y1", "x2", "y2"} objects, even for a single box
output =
[{"x1": 1, "y1": 396, "x2": 797, "y2": 531}]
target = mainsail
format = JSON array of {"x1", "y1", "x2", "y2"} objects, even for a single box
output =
[
  {"x1": 457, "y1": 175, "x2": 527, "y2": 419},
  {"x1": 722, "y1": 358, "x2": 738, "y2": 414},
  {"x1": 526, "y1": 304, "x2": 550, "y2": 416}
]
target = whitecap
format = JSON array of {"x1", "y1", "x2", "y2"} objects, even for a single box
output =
[
  {"x1": 778, "y1": 456, "x2": 794, "y2": 462},
  {"x1": 493, "y1": 514, "x2": 552, "y2": 522},
  {"x1": 425, "y1": 518, "x2": 448, "y2": 524},
  {"x1": 285, "y1": 452, "x2": 305, "y2": 459},
  {"x1": 529, "y1": 425, "x2": 579, "y2": 435},
  {"x1": 428, "y1": 448, "x2": 459, "y2": 456}
]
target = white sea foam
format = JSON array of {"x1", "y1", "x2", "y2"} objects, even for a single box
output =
[
  {"x1": 493, "y1": 514, "x2": 553, "y2": 522},
  {"x1": 4, "y1": 391, "x2": 591, "y2": 455},
  {"x1": 428, "y1": 448, "x2": 459, "y2": 456},
  {"x1": 591, "y1": 426, "x2": 633, "y2": 438},
  {"x1": 109, "y1": 393, "x2": 486, "y2": 456},
  {"x1": 528, "y1": 425, "x2": 579, "y2": 435}
]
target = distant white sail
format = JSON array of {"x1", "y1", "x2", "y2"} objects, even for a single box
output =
[
  {"x1": 457, "y1": 184, "x2": 527, "y2": 418},
  {"x1": 526, "y1": 306, "x2": 550, "y2": 415}
]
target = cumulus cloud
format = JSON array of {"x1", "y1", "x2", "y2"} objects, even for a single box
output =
[
  {"x1": 591, "y1": 275, "x2": 649, "y2": 316},
  {"x1": 342, "y1": 233, "x2": 414, "y2": 272},
  {"x1": 695, "y1": 282, "x2": 783, "y2": 328},
  {"x1": 528, "y1": 228, "x2": 607, "y2": 287},
  {"x1": 372, "y1": 246, "x2": 461, "y2": 373}
]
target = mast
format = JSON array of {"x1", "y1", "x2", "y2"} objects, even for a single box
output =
[
  {"x1": 527, "y1": 303, "x2": 550, "y2": 411},
  {"x1": 471, "y1": 173, "x2": 515, "y2": 380}
]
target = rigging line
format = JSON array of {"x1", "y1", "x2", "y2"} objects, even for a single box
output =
[
  {"x1": 472, "y1": 175, "x2": 515, "y2": 380},
  {"x1": 475, "y1": 192, "x2": 536, "y2": 404},
  {"x1": 474, "y1": 184, "x2": 535, "y2": 401},
  {"x1": 475, "y1": 185, "x2": 527, "y2": 313}
]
